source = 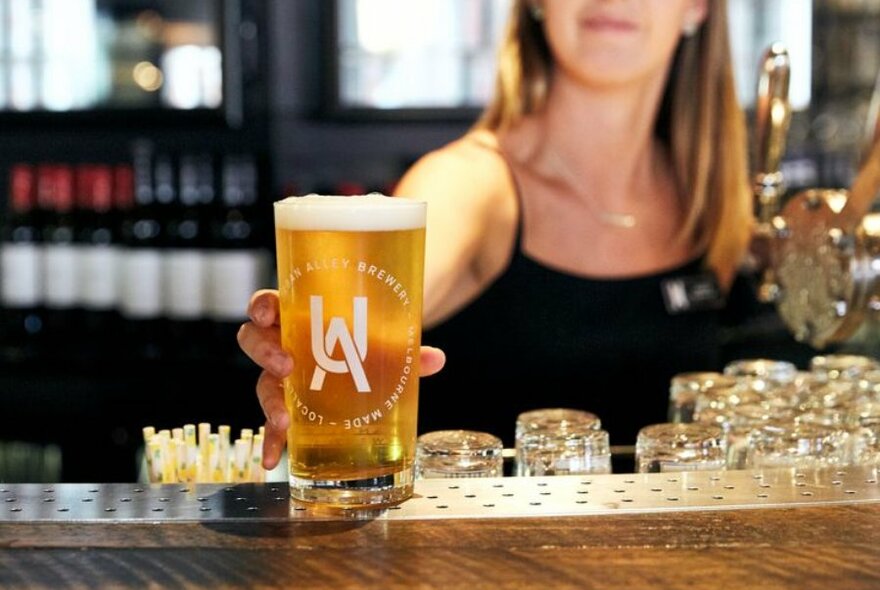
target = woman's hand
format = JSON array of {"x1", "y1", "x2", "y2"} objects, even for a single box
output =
[{"x1": 237, "y1": 289, "x2": 446, "y2": 470}]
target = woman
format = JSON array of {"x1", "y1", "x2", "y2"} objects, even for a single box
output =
[{"x1": 240, "y1": 0, "x2": 753, "y2": 465}]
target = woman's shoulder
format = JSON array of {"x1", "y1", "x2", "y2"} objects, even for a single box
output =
[
  {"x1": 396, "y1": 130, "x2": 512, "y2": 198},
  {"x1": 433, "y1": 128, "x2": 504, "y2": 159}
]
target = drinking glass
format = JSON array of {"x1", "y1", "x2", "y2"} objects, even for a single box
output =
[
  {"x1": 274, "y1": 194, "x2": 426, "y2": 508},
  {"x1": 514, "y1": 408, "x2": 610, "y2": 476},
  {"x1": 668, "y1": 372, "x2": 736, "y2": 423},
  {"x1": 744, "y1": 422, "x2": 848, "y2": 469},
  {"x1": 724, "y1": 403, "x2": 796, "y2": 469},
  {"x1": 724, "y1": 359, "x2": 805, "y2": 411},
  {"x1": 415, "y1": 430, "x2": 504, "y2": 479},
  {"x1": 724, "y1": 358, "x2": 798, "y2": 393},
  {"x1": 810, "y1": 354, "x2": 880, "y2": 382},
  {"x1": 853, "y1": 402, "x2": 880, "y2": 465},
  {"x1": 635, "y1": 423, "x2": 727, "y2": 473},
  {"x1": 693, "y1": 382, "x2": 761, "y2": 425}
]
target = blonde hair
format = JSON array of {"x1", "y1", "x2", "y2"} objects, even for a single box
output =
[{"x1": 476, "y1": 0, "x2": 752, "y2": 288}]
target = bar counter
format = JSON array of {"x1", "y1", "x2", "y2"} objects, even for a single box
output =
[{"x1": 2, "y1": 467, "x2": 879, "y2": 589}]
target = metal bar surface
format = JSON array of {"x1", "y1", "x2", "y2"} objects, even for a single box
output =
[{"x1": 1, "y1": 465, "x2": 878, "y2": 522}]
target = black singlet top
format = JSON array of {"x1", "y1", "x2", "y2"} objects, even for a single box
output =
[{"x1": 418, "y1": 142, "x2": 740, "y2": 447}]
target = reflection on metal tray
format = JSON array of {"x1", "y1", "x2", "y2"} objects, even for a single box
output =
[{"x1": 1, "y1": 465, "x2": 878, "y2": 522}]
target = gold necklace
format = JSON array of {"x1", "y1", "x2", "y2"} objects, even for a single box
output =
[{"x1": 544, "y1": 146, "x2": 638, "y2": 229}]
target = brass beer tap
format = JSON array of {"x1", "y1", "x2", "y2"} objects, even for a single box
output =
[
  {"x1": 750, "y1": 43, "x2": 792, "y2": 304},
  {"x1": 772, "y1": 67, "x2": 880, "y2": 348}
]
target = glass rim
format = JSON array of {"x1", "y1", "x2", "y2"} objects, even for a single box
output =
[
  {"x1": 723, "y1": 358, "x2": 798, "y2": 381},
  {"x1": 274, "y1": 193, "x2": 426, "y2": 210},
  {"x1": 515, "y1": 408, "x2": 601, "y2": 430},
  {"x1": 637, "y1": 422, "x2": 726, "y2": 448}
]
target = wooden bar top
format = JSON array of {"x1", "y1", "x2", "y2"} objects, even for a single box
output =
[{"x1": 2, "y1": 503, "x2": 880, "y2": 589}]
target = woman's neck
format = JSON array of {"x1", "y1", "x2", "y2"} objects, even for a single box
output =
[{"x1": 538, "y1": 70, "x2": 670, "y2": 199}]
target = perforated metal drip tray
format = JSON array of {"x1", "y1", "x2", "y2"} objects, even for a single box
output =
[{"x1": 2, "y1": 466, "x2": 878, "y2": 522}]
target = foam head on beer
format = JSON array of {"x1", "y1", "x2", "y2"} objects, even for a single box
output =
[
  {"x1": 273, "y1": 193, "x2": 427, "y2": 508},
  {"x1": 274, "y1": 193, "x2": 426, "y2": 231}
]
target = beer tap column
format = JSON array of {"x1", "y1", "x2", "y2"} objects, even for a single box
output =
[{"x1": 750, "y1": 43, "x2": 791, "y2": 303}]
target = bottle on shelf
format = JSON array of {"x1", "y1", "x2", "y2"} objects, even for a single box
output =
[
  {"x1": 113, "y1": 164, "x2": 135, "y2": 247},
  {"x1": 1, "y1": 163, "x2": 44, "y2": 358},
  {"x1": 119, "y1": 140, "x2": 166, "y2": 360},
  {"x1": 163, "y1": 152, "x2": 213, "y2": 356},
  {"x1": 75, "y1": 163, "x2": 120, "y2": 342},
  {"x1": 38, "y1": 163, "x2": 78, "y2": 355},
  {"x1": 207, "y1": 154, "x2": 270, "y2": 357}
]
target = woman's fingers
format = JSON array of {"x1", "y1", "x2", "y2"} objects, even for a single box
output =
[
  {"x1": 256, "y1": 370, "x2": 289, "y2": 470},
  {"x1": 261, "y1": 419, "x2": 287, "y2": 470},
  {"x1": 256, "y1": 370, "x2": 290, "y2": 431},
  {"x1": 247, "y1": 289, "x2": 281, "y2": 328},
  {"x1": 420, "y1": 346, "x2": 446, "y2": 377},
  {"x1": 237, "y1": 322, "x2": 292, "y2": 378}
]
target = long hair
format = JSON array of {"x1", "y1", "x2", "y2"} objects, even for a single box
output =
[{"x1": 475, "y1": 0, "x2": 752, "y2": 287}]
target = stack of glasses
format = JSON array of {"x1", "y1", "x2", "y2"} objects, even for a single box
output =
[
  {"x1": 142, "y1": 423, "x2": 267, "y2": 484},
  {"x1": 414, "y1": 409, "x2": 612, "y2": 479},
  {"x1": 663, "y1": 354, "x2": 880, "y2": 471}
]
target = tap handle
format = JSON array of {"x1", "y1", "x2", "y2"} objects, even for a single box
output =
[
  {"x1": 861, "y1": 67, "x2": 880, "y2": 168},
  {"x1": 754, "y1": 43, "x2": 792, "y2": 178},
  {"x1": 841, "y1": 130, "x2": 880, "y2": 232}
]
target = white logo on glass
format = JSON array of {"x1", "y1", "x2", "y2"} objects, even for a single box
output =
[{"x1": 310, "y1": 295, "x2": 370, "y2": 392}]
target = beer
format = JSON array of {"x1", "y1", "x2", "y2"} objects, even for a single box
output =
[{"x1": 274, "y1": 194, "x2": 426, "y2": 507}]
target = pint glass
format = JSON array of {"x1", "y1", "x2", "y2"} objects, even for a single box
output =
[{"x1": 274, "y1": 194, "x2": 426, "y2": 508}]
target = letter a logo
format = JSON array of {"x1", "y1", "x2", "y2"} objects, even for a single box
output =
[{"x1": 309, "y1": 295, "x2": 370, "y2": 392}]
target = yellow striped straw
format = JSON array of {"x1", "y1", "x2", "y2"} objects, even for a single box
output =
[
  {"x1": 219, "y1": 425, "x2": 231, "y2": 482},
  {"x1": 198, "y1": 423, "x2": 211, "y2": 481},
  {"x1": 174, "y1": 439, "x2": 187, "y2": 483},
  {"x1": 234, "y1": 438, "x2": 249, "y2": 482},
  {"x1": 240, "y1": 429, "x2": 253, "y2": 462},
  {"x1": 147, "y1": 439, "x2": 163, "y2": 483},
  {"x1": 159, "y1": 430, "x2": 174, "y2": 483},
  {"x1": 183, "y1": 424, "x2": 197, "y2": 482},
  {"x1": 208, "y1": 433, "x2": 222, "y2": 483},
  {"x1": 143, "y1": 426, "x2": 156, "y2": 480},
  {"x1": 251, "y1": 434, "x2": 265, "y2": 482}
]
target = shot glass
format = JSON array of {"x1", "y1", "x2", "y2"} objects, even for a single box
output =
[
  {"x1": 635, "y1": 423, "x2": 727, "y2": 473},
  {"x1": 274, "y1": 194, "x2": 427, "y2": 508},
  {"x1": 854, "y1": 402, "x2": 880, "y2": 465},
  {"x1": 668, "y1": 372, "x2": 737, "y2": 423},
  {"x1": 744, "y1": 422, "x2": 848, "y2": 469},
  {"x1": 723, "y1": 359, "x2": 798, "y2": 393},
  {"x1": 724, "y1": 403, "x2": 796, "y2": 470},
  {"x1": 415, "y1": 430, "x2": 504, "y2": 479},
  {"x1": 810, "y1": 354, "x2": 880, "y2": 383},
  {"x1": 855, "y1": 370, "x2": 880, "y2": 403},
  {"x1": 692, "y1": 382, "x2": 762, "y2": 427},
  {"x1": 514, "y1": 408, "x2": 610, "y2": 476}
]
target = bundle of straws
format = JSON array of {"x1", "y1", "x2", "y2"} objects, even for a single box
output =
[{"x1": 142, "y1": 423, "x2": 267, "y2": 484}]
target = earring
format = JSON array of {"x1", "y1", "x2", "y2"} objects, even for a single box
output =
[
  {"x1": 682, "y1": 21, "x2": 698, "y2": 38},
  {"x1": 529, "y1": 2, "x2": 544, "y2": 21}
]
